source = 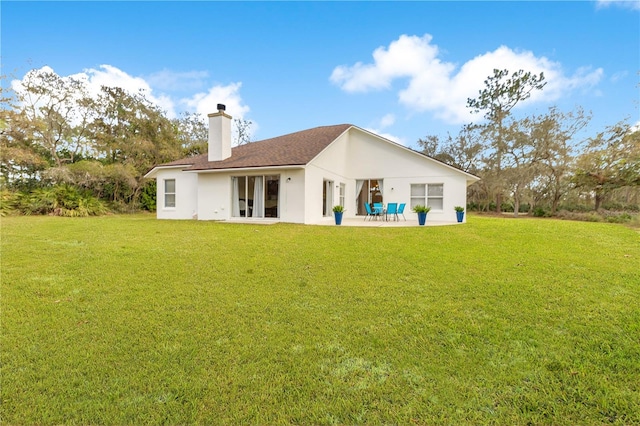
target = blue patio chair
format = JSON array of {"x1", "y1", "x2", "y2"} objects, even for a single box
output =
[
  {"x1": 386, "y1": 202, "x2": 398, "y2": 221},
  {"x1": 373, "y1": 202, "x2": 384, "y2": 216},
  {"x1": 364, "y1": 203, "x2": 379, "y2": 221},
  {"x1": 397, "y1": 203, "x2": 407, "y2": 221}
]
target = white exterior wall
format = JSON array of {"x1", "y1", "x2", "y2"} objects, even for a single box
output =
[
  {"x1": 351, "y1": 130, "x2": 469, "y2": 223},
  {"x1": 280, "y1": 169, "x2": 306, "y2": 223},
  {"x1": 193, "y1": 168, "x2": 308, "y2": 223},
  {"x1": 151, "y1": 126, "x2": 475, "y2": 224},
  {"x1": 155, "y1": 168, "x2": 198, "y2": 220},
  {"x1": 309, "y1": 128, "x2": 472, "y2": 223},
  {"x1": 303, "y1": 132, "x2": 351, "y2": 224},
  {"x1": 380, "y1": 176, "x2": 468, "y2": 223},
  {"x1": 196, "y1": 173, "x2": 230, "y2": 220},
  {"x1": 304, "y1": 165, "x2": 349, "y2": 224}
]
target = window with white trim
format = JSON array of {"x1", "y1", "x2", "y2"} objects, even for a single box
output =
[
  {"x1": 339, "y1": 183, "x2": 345, "y2": 208},
  {"x1": 427, "y1": 184, "x2": 444, "y2": 210},
  {"x1": 410, "y1": 183, "x2": 443, "y2": 211},
  {"x1": 410, "y1": 184, "x2": 425, "y2": 210},
  {"x1": 164, "y1": 179, "x2": 176, "y2": 208}
]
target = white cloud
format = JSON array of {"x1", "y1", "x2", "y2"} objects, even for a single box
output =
[
  {"x1": 596, "y1": 0, "x2": 640, "y2": 10},
  {"x1": 331, "y1": 34, "x2": 604, "y2": 124},
  {"x1": 379, "y1": 113, "x2": 396, "y2": 128},
  {"x1": 331, "y1": 34, "x2": 450, "y2": 93},
  {"x1": 10, "y1": 66, "x2": 153, "y2": 124},
  {"x1": 181, "y1": 82, "x2": 250, "y2": 120},
  {"x1": 68, "y1": 64, "x2": 177, "y2": 118},
  {"x1": 180, "y1": 82, "x2": 256, "y2": 142},
  {"x1": 12, "y1": 65, "x2": 251, "y2": 124}
]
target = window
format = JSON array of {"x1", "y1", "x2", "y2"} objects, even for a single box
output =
[
  {"x1": 410, "y1": 184, "x2": 426, "y2": 210},
  {"x1": 164, "y1": 179, "x2": 176, "y2": 208},
  {"x1": 410, "y1": 183, "x2": 443, "y2": 211},
  {"x1": 427, "y1": 184, "x2": 444, "y2": 210},
  {"x1": 339, "y1": 183, "x2": 345, "y2": 208}
]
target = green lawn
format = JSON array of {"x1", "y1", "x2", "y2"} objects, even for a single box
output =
[{"x1": 2, "y1": 214, "x2": 639, "y2": 425}]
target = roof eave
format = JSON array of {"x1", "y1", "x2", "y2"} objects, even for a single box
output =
[
  {"x1": 185, "y1": 164, "x2": 307, "y2": 174},
  {"x1": 143, "y1": 164, "x2": 194, "y2": 179}
]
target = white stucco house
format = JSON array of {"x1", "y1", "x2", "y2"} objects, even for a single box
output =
[{"x1": 144, "y1": 104, "x2": 479, "y2": 224}]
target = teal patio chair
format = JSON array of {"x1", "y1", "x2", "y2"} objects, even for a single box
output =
[
  {"x1": 386, "y1": 202, "x2": 398, "y2": 221},
  {"x1": 373, "y1": 202, "x2": 384, "y2": 216},
  {"x1": 397, "y1": 203, "x2": 407, "y2": 221},
  {"x1": 364, "y1": 203, "x2": 379, "y2": 221}
]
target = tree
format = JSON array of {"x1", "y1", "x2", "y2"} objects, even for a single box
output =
[
  {"x1": 176, "y1": 112, "x2": 208, "y2": 156},
  {"x1": 234, "y1": 118, "x2": 253, "y2": 145},
  {"x1": 617, "y1": 128, "x2": 640, "y2": 188},
  {"x1": 467, "y1": 69, "x2": 546, "y2": 212},
  {"x1": 572, "y1": 121, "x2": 640, "y2": 210},
  {"x1": 417, "y1": 125, "x2": 484, "y2": 173},
  {"x1": 1, "y1": 107, "x2": 50, "y2": 190},
  {"x1": 416, "y1": 134, "x2": 455, "y2": 164},
  {"x1": 530, "y1": 107, "x2": 590, "y2": 213},
  {"x1": 10, "y1": 68, "x2": 96, "y2": 167},
  {"x1": 501, "y1": 118, "x2": 537, "y2": 216},
  {"x1": 92, "y1": 86, "x2": 182, "y2": 203},
  {"x1": 1, "y1": 74, "x2": 50, "y2": 189},
  {"x1": 1, "y1": 67, "x2": 222, "y2": 213},
  {"x1": 446, "y1": 124, "x2": 485, "y2": 174}
]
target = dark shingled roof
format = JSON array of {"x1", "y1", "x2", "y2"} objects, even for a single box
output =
[{"x1": 160, "y1": 124, "x2": 352, "y2": 171}]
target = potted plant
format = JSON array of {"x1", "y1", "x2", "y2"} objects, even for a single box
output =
[
  {"x1": 332, "y1": 205, "x2": 345, "y2": 225},
  {"x1": 454, "y1": 206, "x2": 465, "y2": 223},
  {"x1": 412, "y1": 205, "x2": 431, "y2": 226}
]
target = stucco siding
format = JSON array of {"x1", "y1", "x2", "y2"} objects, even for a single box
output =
[
  {"x1": 196, "y1": 173, "x2": 230, "y2": 220},
  {"x1": 193, "y1": 169, "x2": 308, "y2": 223},
  {"x1": 155, "y1": 169, "x2": 198, "y2": 220},
  {"x1": 280, "y1": 169, "x2": 306, "y2": 224},
  {"x1": 311, "y1": 128, "x2": 471, "y2": 223},
  {"x1": 345, "y1": 129, "x2": 457, "y2": 179},
  {"x1": 150, "y1": 125, "x2": 475, "y2": 224},
  {"x1": 304, "y1": 131, "x2": 351, "y2": 223},
  {"x1": 382, "y1": 176, "x2": 468, "y2": 222},
  {"x1": 304, "y1": 165, "x2": 348, "y2": 224}
]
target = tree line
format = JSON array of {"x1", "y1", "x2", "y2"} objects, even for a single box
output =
[
  {"x1": 0, "y1": 68, "x2": 251, "y2": 216},
  {"x1": 1, "y1": 67, "x2": 638, "y2": 220},
  {"x1": 418, "y1": 69, "x2": 639, "y2": 220}
]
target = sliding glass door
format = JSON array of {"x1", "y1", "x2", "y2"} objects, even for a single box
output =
[
  {"x1": 322, "y1": 179, "x2": 334, "y2": 217},
  {"x1": 265, "y1": 176, "x2": 279, "y2": 218},
  {"x1": 356, "y1": 179, "x2": 383, "y2": 215},
  {"x1": 232, "y1": 175, "x2": 279, "y2": 218}
]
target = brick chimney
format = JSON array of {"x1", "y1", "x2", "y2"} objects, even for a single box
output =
[{"x1": 208, "y1": 104, "x2": 232, "y2": 162}]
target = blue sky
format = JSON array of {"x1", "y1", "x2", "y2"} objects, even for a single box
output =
[{"x1": 3, "y1": 1, "x2": 639, "y2": 149}]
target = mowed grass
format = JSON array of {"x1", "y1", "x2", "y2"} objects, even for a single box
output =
[{"x1": 1, "y1": 214, "x2": 639, "y2": 425}]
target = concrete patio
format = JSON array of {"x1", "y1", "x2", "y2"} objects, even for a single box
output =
[
  {"x1": 225, "y1": 217, "x2": 459, "y2": 227},
  {"x1": 318, "y1": 217, "x2": 458, "y2": 227}
]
